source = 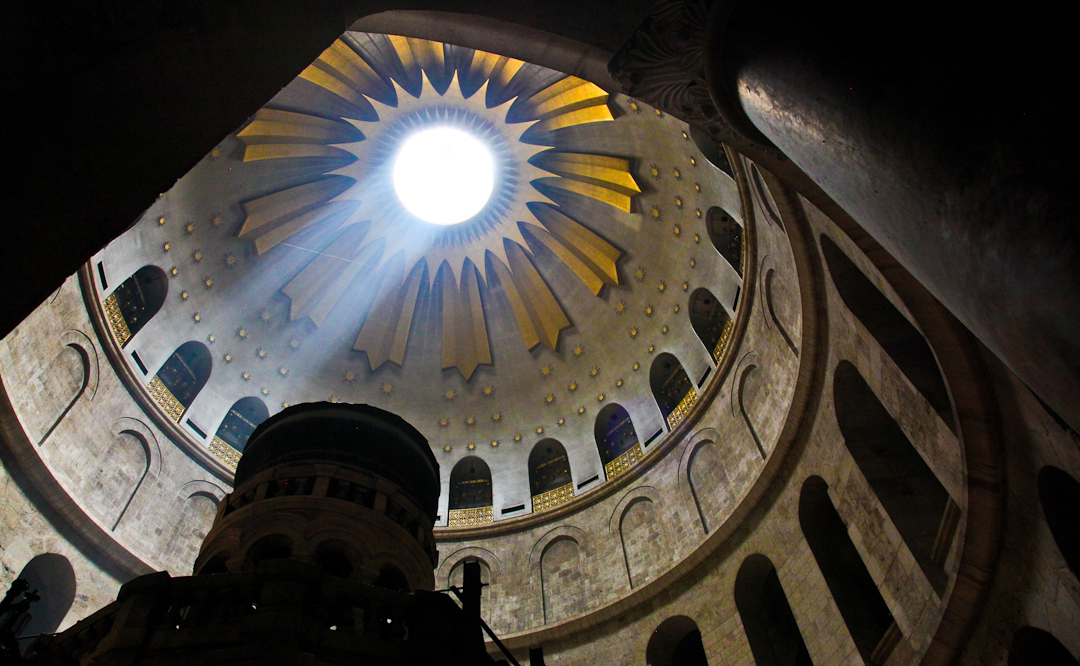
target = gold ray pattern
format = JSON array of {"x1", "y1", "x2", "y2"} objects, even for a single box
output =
[
  {"x1": 353, "y1": 256, "x2": 426, "y2": 371},
  {"x1": 233, "y1": 35, "x2": 639, "y2": 379},
  {"x1": 439, "y1": 260, "x2": 492, "y2": 380}
]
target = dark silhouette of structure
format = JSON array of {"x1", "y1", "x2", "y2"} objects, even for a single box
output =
[{"x1": 17, "y1": 403, "x2": 513, "y2": 665}]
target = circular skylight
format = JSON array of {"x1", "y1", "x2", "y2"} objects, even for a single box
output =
[{"x1": 392, "y1": 126, "x2": 495, "y2": 225}]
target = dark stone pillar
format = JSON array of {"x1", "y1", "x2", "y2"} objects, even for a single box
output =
[{"x1": 709, "y1": 0, "x2": 1080, "y2": 430}]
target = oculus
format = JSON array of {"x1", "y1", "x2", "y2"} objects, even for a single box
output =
[{"x1": 392, "y1": 126, "x2": 495, "y2": 225}]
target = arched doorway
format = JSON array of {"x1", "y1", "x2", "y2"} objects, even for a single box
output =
[
  {"x1": 799, "y1": 476, "x2": 897, "y2": 663},
  {"x1": 10, "y1": 554, "x2": 77, "y2": 647},
  {"x1": 594, "y1": 403, "x2": 641, "y2": 480},
  {"x1": 448, "y1": 456, "x2": 493, "y2": 526},
  {"x1": 1038, "y1": 466, "x2": 1080, "y2": 580},
  {"x1": 650, "y1": 353, "x2": 697, "y2": 430},
  {"x1": 734, "y1": 554, "x2": 814, "y2": 666},
  {"x1": 1008, "y1": 627, "x2": 1080, "y2": 666},
  {"x1": 529, "y1": 439, "x2": 573, "y2": 512},
  {"x1": 646, "y1": 615, "x2": 709, "y2": 666},
  {"x1": 821, "y1": 234, "x2": 954, "y2": 430},
  {"x1": 834, "y1": 361, "x2": 954, "y2": 593}
]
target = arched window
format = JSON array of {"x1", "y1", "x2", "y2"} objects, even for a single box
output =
[
  {"x1": 706, "y1": 206, "x2": 743, "y2": 275},
  {"x1": 12, "y1": 554, "x2": 77, "y2": 642},
  {"x1": 595, "y1": 403, "x2": 641, "y2": 480},
  {"x1": 529, "y1": 439, "x2": 574, "y2": 512},
  {"x1": 1038, "y1": 466, "x2": 1080, "y2": 579},
  {"x1": 151, "y1": 341, "x2": 212, "y2": 422},
  {"x1": 646, "y1": 615, "x2": 709, "y2": 666},
  {"x1": 821, "y1": 235, "x2": 954, "y2": 431},
  {"x1": 691, "y1": 127, "x2": 733, "y2": 177},
  {"x1": 104, "y1": 265, "x2": 168, "y2": 346},
  {"x1": 213, "y1": 397, "x2": 269, "y2": 454},
  {"x1": 688, "y1": 287, "x2": 733, "y2": 363},
  {"x1": 650, "y1": 353, "x2": 697, "y2": 430},
  {"x1": 799, "y1": 476, "x2": 897, "y2": 663},
  {"x1": 734, "y1": 554, "x2": 814, "y2": 666},
  {"x1": 834, "y1": 361, "x2": 954, "y2": 592},
  {"x1": 447, "y1": 456, "x2": 493, "y2": 526},
  {"x1": 1008, "y1": 627, "x2": 1080, "y2": 666}
]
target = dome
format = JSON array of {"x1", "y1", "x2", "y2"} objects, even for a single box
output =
[{"x1": 0, "y1": 18, "x2": 1075, "y2": 666}]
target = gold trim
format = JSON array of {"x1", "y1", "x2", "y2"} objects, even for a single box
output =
[
  {"x1": 532, "y1": 483, "x2": 574, "y2": 512},
  {"x1": 103, "y1": 292, "x2": 132, "y2": 347},
  {"x1": 447, "y1": 506, "x2": 493, "y2": 527},
  {"x1": 666, "y1": 386, "x2": 699, "y2": 431},
  {"x1": 148, "y1": 376, "x2": 185, "y2": 423},
  {"x1": 208, "y1": 436, "x2": 241, "y2": 469},
  {"x1": 604, "y1": 442, "x2": 643, "y2": 481},
  {"x1": 712, "y1": 318, "x2": 736, "y2": 365}
]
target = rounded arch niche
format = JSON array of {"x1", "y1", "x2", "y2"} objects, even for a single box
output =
[{"x1": 646, "y1": 615, "x2": 709, "y2": 666}]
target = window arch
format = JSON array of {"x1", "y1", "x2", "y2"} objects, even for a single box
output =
[
  {"x1": 529, "y1": 439, "x2": 573, "y2": 512},
  {"x1": 650, "y1": 353, "x2": 697, "y2": 430},
  {"x1": 12, "y1": 554, "x2": 77, "y2": 641},
  {"x1": 1008, "y1": 627, "x2": 1080, "y2": 666},
  {"x1": 213, "y1": 397, "x2": 269, "y2": 454},
  {"x1": 1038, "y1": 466, "x2": 1080, "y2": 579},
  {"x1": 151, "y1": 341, "x2": 212, "y2": 422},
  {"x1": 448, "y1": 456, "x2": 493, "y2": 526},
  {"x1": 594, "y1": 403, "x2": 641, "y2": 480},
  {"x1": 799, "y1": 476, "x2": 897, "y2": 663},
  {"x1": 105, "y1": 265, "x2": 168, "y2": 346},
  {"x1": 688, "y1": 287, "x2": 732, "y2": 363},
  {"x1": 834, "y1": 361, "x2": 954, "y2": 592},
  {"x1": 706, "y1": 206, "x2": 743, "y2": 275},
  {"x1": 821, "y1": 234, "x2": 954, "y2": 431},
  {"x1": 735, "y1": 554, "x2": 813, "y2": 666},
  {"x1": 646, "y1": 615, "x2": 709, "y2": 666}
]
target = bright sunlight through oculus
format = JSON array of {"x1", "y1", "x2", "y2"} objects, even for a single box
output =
[{"x1": 392, "y1": 126, "x2": 496, "y2": 225}]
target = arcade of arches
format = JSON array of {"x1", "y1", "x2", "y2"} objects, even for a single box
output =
[{"x1": 0, "y1": 14, "x2": 1078, "y2": 666}]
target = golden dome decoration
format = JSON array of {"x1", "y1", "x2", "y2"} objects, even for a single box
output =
[{"x1": 232, "y1": 37, "x2": 641, "y2": 380}]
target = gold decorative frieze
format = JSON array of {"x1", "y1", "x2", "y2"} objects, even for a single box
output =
[
  {"x1": 209, "y1": 436, "x2": 241, "y2": 469},
  {"x1": 532, "y1": 483, "x2": 574, "y2": 513},
  {"x1": 103, "y1": 293, "x2": 132, "y2": 347},
  {"x1": 666, "y1": 385, "x2": 699, "y2": 431},
  {"x1": 604, "y1": 442, "x2": 643, "y2": 481},
  {"x1": 712, "y1": 318, "x2": 736, "y2": 365},
  {"x1": 447, "y1": 506, "x2": 493, "y2": 527},
  {"x1": 148, "y1": 376, "x2": 185, "y2": 422}
]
